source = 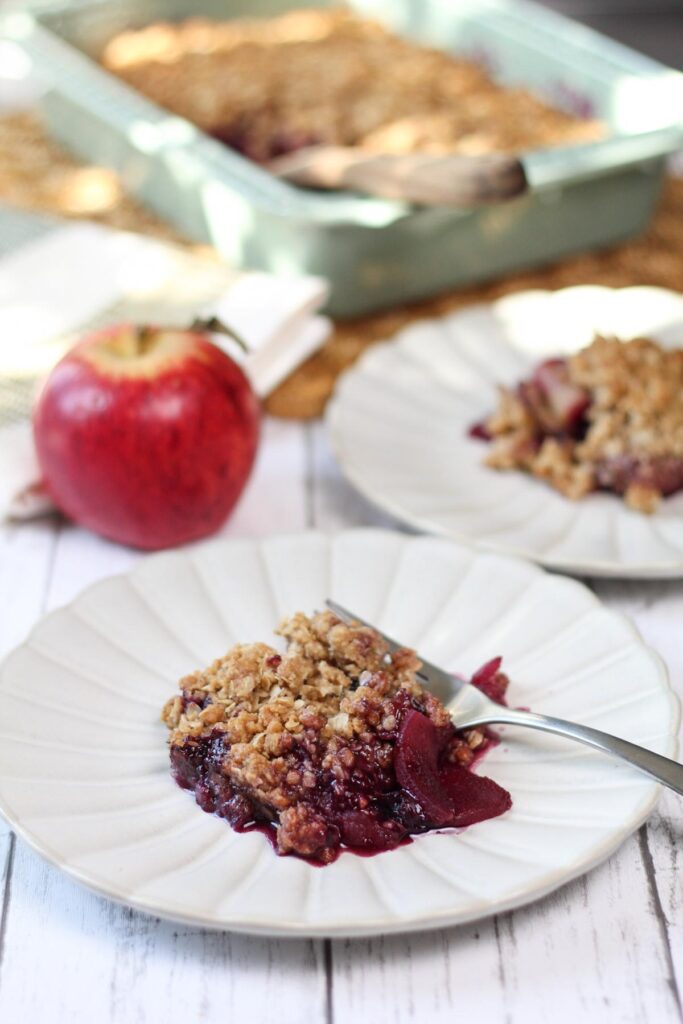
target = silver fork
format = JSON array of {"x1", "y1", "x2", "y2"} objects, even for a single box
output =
[{"x1": 326, "y1": 600, "x2": 683, "y2": 796}]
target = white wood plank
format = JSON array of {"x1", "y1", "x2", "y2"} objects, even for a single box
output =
[
  {"x1": 644, "y1": 792, "x2": 683, "y2": 1011},
  {"x1": 592, "y1": 578, "x2": 683, "y2": 1012},
  {"x1": 331, "y1": 924, "x2": 507, "y2": 1023},
  {"x1": 228, "y1": 416, "x2": 310, "y2": 536},
  {"x1": 331, "y1": 837, "x2": 681, "y2": 1024},
  {"x1": 1, "y1": 839, "x2": 326, "y2": 1024},
  {"x1": 0, "y1": 520, "x2": 59, "y2": 973},
  {"x1": 308, "y1": 421, "x2": 403, "y2": 531},
  {"x1": 0, "y1": 521, "x2": 58, "y2": 656},
  {"x1": 0, "y1": 419, "x2": 329, "y2": 1024},
  {"x1": 488, "y1": 841, "x2": 679, "y2": 1023}
]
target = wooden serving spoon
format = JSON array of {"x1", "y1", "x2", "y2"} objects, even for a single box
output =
[{"x1": 269, "y1": 145, "x2": 528, "y2": 207}]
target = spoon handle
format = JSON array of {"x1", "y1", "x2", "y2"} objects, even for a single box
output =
[
  {"x1": 485, "y1": 708, "x2": 683, "y2": 795},
  {"x1": 270, "y1": 145, "x2": 528, "y2": 207}
]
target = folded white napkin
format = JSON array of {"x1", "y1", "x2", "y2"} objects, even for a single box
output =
[
  {"x1": 0, "y1": 221, "x2": 330, "y2": 393},
  {"x1": 0, "y1": 220, "x2": 331, "y2": 519}
]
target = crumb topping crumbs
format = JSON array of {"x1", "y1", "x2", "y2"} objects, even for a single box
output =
[
  {"x1": 103, "y1": 9, "x2": 602, "y2": 163},
  {"x1": 161, "y1": 608, "x2": 504, "y2": 862},
  {"x1": 483, "y1": 335, "x2": 683, "y2": 513},
  {"x1": 162, "y1": 611, "x2": 456, "y2": 815}
]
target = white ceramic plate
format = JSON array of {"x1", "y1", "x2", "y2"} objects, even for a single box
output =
[
  {"x1": 327, "y1": 286, "x2": 683, "y2": 578},
  {"x1": 0, "y1": 530, "x2": 677, "y2": 937}
]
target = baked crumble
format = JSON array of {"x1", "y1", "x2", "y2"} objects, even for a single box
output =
[
  {"x1": 474, "y1": 335, "x2": 683, "y2": 513},
  {"x1": 162, "y1": 610, "x2": 511, "y2": 863},
  {"x1": 103, "y1": 8, "x2": 602, "y2": 165}
]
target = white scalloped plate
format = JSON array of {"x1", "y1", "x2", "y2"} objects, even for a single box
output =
[
  {"x1": 327, "y1": 286, "x2": 683, "y2": 578},
  {"x1": 0, "y1": 530, "x2": 677, "y2": 936}
]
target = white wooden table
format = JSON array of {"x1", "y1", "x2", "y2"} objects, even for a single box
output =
[{"x1": 0, "y1": 417, "x2": 681, "y2": 1023}]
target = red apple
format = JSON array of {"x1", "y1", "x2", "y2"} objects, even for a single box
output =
[{"x1": 33, "y1": 323, "x2": 260, "y2": 550}]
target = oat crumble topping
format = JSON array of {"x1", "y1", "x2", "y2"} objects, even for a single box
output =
[
  {"x1": 103, "y1": 9, "x2": 602, "y2": 164},
  {"x1": 480, "y1": 335, "x2": 683, "y2": 513},
  {"x1": 162, "y1": 610, "x2": 511, "y2": 862}
]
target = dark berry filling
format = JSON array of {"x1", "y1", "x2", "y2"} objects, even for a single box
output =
[
  {"x1": 471, "y1": 354, "x2": 683, "y2": 504},
  {"x1": 169, "y1": 664, "x2": 512, "y2": 865},
  {"x1": 208, "y1": 120, "x2": 321, "y2": 164},
  {"x1": 471, "y1": 357, "x2": 590, "y2": 447},
  {"x1": 594, "y1": 454, "x2": 683, "y2": 499}
]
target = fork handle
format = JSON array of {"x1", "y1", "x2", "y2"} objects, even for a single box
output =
[{"x1": 480, "y1": 708, "x2": 683, "y2": 796}]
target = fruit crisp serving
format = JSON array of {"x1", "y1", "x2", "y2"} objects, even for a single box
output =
[
  {"x1": 162, "y1": 610, "x2": 511, "y2": 863},
  {"x1": 103, "y1": 8, "x2": 601, "y2": 165},
  {"x1": 474, "y1": 335, "x2": 683, "y2": 513}
]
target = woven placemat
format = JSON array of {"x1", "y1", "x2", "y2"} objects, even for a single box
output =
[{"x1": 2, "y1": 112, "x2": 682, "y2": 419}]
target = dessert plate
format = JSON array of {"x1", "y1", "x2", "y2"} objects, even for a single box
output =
[
  {"x1": 0, "y1": 530, "x2": 677, "y2": 936},
  {"x1": 327, "y1": 286, "x2": 683, "y2": 578}
]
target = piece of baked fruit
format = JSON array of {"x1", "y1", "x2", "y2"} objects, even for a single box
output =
[
  {"x1": 473, "y1": 335, "x2": 683, "y2": 514},
  {"x1": 162, "y1": 611, "x2": 511, "y2": 864}
]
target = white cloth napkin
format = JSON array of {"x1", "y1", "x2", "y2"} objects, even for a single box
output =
[
  {"x1": 0, "y1": 220, "x2": 331, "y2": 519},
  {"x1": 0, "y1": 221, "x2": 330, "y2": 393}
]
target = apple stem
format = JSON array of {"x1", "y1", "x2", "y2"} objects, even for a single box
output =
[
  {"x1": 190, "y1": 316, "x2": 249, "y2": 354},
  {"x1": 134, "y1": 325, "x2": 159, "y2": 355}
]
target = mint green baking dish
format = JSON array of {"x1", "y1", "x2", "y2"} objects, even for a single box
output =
[{"x1": 2, "y1": 0, "x2": 682, "y2": 316}]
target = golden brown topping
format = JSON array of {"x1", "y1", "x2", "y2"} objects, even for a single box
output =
[
  {"x1": 483, "y1": 335, "x2": 683, "y2": 512},
  {"x1": 103, "y1": 9, "x2": 601, "y2": 162},
  {"x1": 571, "y1": 336, "x2": 683, "y2": 463},
  {"x1": 161, "y1": 611, "x2": 428, "y2": 815}
]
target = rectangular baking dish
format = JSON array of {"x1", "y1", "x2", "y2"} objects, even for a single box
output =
[{"x1": 2, "y1": 0, "x2": 682, "y2": 316}]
